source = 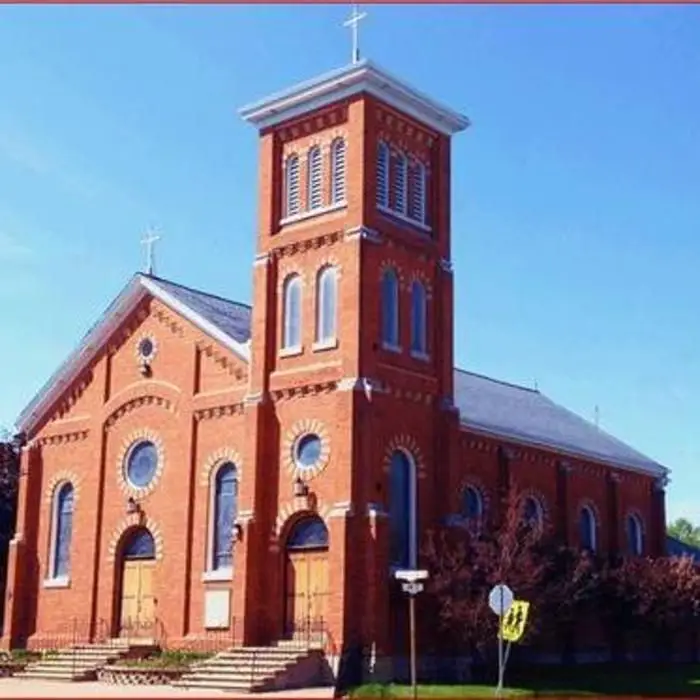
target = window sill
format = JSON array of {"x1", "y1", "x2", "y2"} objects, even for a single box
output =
[
  {"x1": 381, "y1": 342, "x2": 402, "y2": 354},
  {"x1": 43, "y1": 576, "x2": 70, "y2": 589},
  {"x1": 312, "y1": 338, "x2": 338, "y2": 353},
  {"x1": 377, "y1": 204, "x2": 432, "y2": 234},
  {"x1": 410, "y1": 350, "x2": 430, "y2": 362},
  {"x1": 280, "y1": 201, "x2": 347, "y2": 227},
  {"x1": 279, "y1": 345, "x2": 303, "y2": 358},
  {"x1": 202, "y1": 569, "x2": 233, "y2": 583}
]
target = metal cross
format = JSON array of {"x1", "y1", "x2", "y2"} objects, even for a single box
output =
[
  {"x1": 140, "y1": 227, "x2": 160, "y2": 276},
  {"x1": 343, "y1": 4, "x2": 367, "y2": 65}
]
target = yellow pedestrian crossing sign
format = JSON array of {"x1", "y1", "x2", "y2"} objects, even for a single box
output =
[{"x1": 499, "y1": 600, "x2": 530, "y2": 643}]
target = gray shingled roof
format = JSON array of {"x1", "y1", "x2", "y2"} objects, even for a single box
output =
[
  {"x1": 453, "y1": 369, "x2": 665, "y2": 475},
  {"x1": 146, "y1": 275, "x2": 252, "y2": 345}
]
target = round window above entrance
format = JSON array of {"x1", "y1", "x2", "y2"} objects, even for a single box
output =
[
  {"x1": 125, "y1": 440, "x2": 159, "y2": 489},
  {"x1": 294, "y1": 433, "x2": 322, "y2": 471}
]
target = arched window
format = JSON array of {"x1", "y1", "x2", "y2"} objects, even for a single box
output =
[
  {"x1": 286, "y1": 516, "x2": 329, "y2": 551},
  {"x1": 51, "y1": 483, "x2": 74, "y2": 579},
  {"x1": 376, "y1": 141, "x2": 389, "y2": 208},
  {"x1": 381, "y1": 268, "x2": 399, "y2": 348},
  {"x1": 410, "y1": 280, "x2": 427, "y2": 355},
  {"x1": 212, "y1": 462, "x2": 238, "y2": 571},
  {"x1": 393, "y1": 152, "x2": 408, "y2": 215},
  {"x1": 285, "y1": 154, "x2": 300, "y2": 218},
  {"x1": 410, "y1": 161, "x2": 426, "y2": 224},
  {"x1": 124, "y1": 528, "x2": 156, "y2": 560},
  {"x1": 627, "y1": 514, "x2": 644, "y2": 556},
  {"x1": 389, "y1": 450, "x2": 416, "y2": 569},
  {"x1": 523, "y1": 496, "x2": 543, "y2": 528},
  {"x1": 579, "y1": 506, "x2": 597, "y2": 551},
  {"x1": 316, "y1": 266, "x2": 338, "y2": 344},
  {"x1": 307, "y1": 146, "x2": 323, "y2": 211},
  {"x1": 282, "y1": 274, "x2": 302, "y2": 350},
  {"x1": 461, "y1": 485, "x2": 483, "y2": 521},
  {"x1": 330, "y1": 138, "x2": 346, "y2": 205}
]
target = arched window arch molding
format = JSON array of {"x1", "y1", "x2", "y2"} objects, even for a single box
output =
[
  {"x1": 387, "y1": 447, "x2": 418, "y2": 571},
  {"x1": 460, "y1": 483, "x2": 485, "y2": 522},
  {"x1": 314, "y1": 265, "x2": 339, "y2": 349},
  {"x1": 45, "y1": 480, "x2": 75, "y2": 588},
  {"x1": 203, "y1": 460, "x2": 240, "y2": 582},
  {"x1": 519, "y1": 490, "x2": 548, "y2": 531},
  {"x1": 281, "y1": 273, "x2": 303, "y2": 354}
]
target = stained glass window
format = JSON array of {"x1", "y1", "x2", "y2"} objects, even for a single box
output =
[
  {"x1": 381, "y1": 268, "x2": 399, "y2": 347},
  {"x1": 295, "y1": 434, "x2": 322, "y2": 469},
  {"x1": 523, "y1": 496, "x2": 541, "y2": 526},
  {"x1": 287, "y1": 517, "x2": 328, "y2": 550},
  {"x1": 579, "y1": 507, "x2": 596, "y2": 551},
  {"x1": 213, "y1": 463, "x2": 238, "y2": 570},
  {"x1": 124, "y1": 528, "x2": 156, "y2": 560},
  {"x1": 389, "y1": 450, "x2": 412, "y2": 568},
  {"x1": 126, "y1": 440, "x2": 158, "y2": 488},
  {"x1": 53, "y1": 483, "x2": 74, "y2": 578}
]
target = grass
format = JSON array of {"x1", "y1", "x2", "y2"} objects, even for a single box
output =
[{"x1": 350, "y1": 663, "x2": 700, "y2": 697}]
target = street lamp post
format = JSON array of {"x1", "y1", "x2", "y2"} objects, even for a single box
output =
[{"x1": 395, "y1": 569, "x2": 429, "y2": 700}]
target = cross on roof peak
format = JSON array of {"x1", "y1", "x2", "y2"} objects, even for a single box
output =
[
  {"x1": 140, "y1": 227, "x2": 161, "y2": 276},
  {"x1": 343, "y1": 4, "x2": 367, "y2": 65}
]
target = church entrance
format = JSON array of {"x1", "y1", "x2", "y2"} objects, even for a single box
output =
[
  {"x1": 117, "y1": 527, "x2": 157, "y2": 639},
  {"x1": 284, "y1": 516, "x2": 329, "y2": 639}
]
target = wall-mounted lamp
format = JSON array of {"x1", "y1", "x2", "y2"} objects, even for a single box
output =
[
  {"x1": 293, "y1": 476, "x2": 309, "y2": 498},
  {"x1": 139, "y1": 361, "x2": 152, "y2": 378},
  {"x1": 127, "y1": 497, "x2": 141, "y2": 514}
]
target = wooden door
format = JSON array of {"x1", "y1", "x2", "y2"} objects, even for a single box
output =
[
  {"x1": 120, "y1": 560, "x2": 156, "y2": 637},
  {"x1": 285, "y1": 550, "x2": 328, "y2": 634}
]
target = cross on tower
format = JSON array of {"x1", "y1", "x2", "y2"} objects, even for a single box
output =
[
  {"x1": 343, "y1": 4, "x2": 367, "y2": 65},
  {"x1": 140, "y1": 227, "x2": 161, "y2": 276}
]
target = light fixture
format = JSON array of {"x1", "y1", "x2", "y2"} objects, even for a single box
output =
[
  {"x1": 126, "y1": 497, "x2": 140, "y2": 514},
  {"x1": 293, "y1": 476, "x2": 308, "y2": 498}
]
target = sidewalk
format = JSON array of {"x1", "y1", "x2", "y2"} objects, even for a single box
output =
[{"x1": 0, "y1": 678, "x2": 336, "y2": 698}]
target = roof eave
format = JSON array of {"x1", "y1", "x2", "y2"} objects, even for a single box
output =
[
  {"x1": 239, "y1": 60, "x2": 470, "y2": 137},
  {"x1": 459, "y1": 419, "x2": 668, "y2": 480}
]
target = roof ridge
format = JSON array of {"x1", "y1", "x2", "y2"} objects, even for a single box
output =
[
  {"x1": 454, "y1": 367, "x2": 540, "y2": 394},
  {"x1": 141, "y1": 273, "x2": 252, "y2": 311}
]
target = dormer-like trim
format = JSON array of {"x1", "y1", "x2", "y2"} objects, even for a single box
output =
[{"x1": 239, "y1": 60, "x2": 470, "y2": 137}]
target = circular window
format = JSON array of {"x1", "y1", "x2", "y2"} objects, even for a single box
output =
[
  {"x1": 125, "y1": 440, "x2": 159, "y2": 488},
  {"x1": 138, "y1": 337, "x2": 155, "y2": 361},
  {"x1": 294, "y1": 433, "x2": 322, "y2": 470}
]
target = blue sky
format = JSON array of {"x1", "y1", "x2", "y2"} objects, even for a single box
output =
[{"x1": 0, "y1": 4, "x2": 698, "y2": 523}]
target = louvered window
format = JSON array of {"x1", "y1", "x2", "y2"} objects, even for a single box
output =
[
  {"x1": 307, "y1": 146, "x2": 323, "y2": 210},
  {"x1": 330, "y1": 138, "x2": 346, "y2": 205},
  {"x1": 394, "y1": 153, "x2": 408, "y2": 215},
  {"x1": 410, "y1": 161, "x2": 426, "y2": 224},
  {"x1": 376, "y1": 141, "x2": 389, "y2": 208},
  {"x1": 285, "y1": 155, "x2": 300, "y2": 218}
]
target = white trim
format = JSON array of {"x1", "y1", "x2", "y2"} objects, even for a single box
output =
[
  {"x1": 43, "y1": 576, "x2": 70, "y2": 589},
  {"x1": 239, "y1": 59, "x2": 470, "y2": 137},
  {"x1": 279, "y1": 200, "x2": 347, "y2": 227},
  {"x1": 202, "y1": 568, "x2": 233, "y2": 583},
  {"x1": 377, "y1": 204, "x2": 432, "y2": 234},
  {"x1": 279, "y1": 345, "x2": 303, "y2": 358}
]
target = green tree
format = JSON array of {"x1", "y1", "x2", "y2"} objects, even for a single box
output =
[{"x1": 668, "y1": 517, "x2": 700, "y2": 548}]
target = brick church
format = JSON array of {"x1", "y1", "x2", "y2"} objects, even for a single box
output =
[{"x1": 2, "y1": 54, "x2": 669, "y2": 668}]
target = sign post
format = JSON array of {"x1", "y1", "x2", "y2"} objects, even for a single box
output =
[
  {"x1": 395, "y1": 569, "x2": 429, "y2": 700},
  {"x1": 488, "y1": 583, "x2": 514, "y2": 697}
]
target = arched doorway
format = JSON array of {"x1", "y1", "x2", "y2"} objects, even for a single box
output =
[
  {"x1": 118, "y1": 527, "x2": 157, "y2": 638},
  {"x1": 284, "y1": 515, "x2": 329, "y2": 637}
]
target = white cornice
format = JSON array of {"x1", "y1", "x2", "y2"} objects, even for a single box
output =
[
  {"x1": 16, "y1": 275, "x2": 251, "y2": 437},
  {"x1": 239, "y1": 60, "x2": 470, "y2": 137}
]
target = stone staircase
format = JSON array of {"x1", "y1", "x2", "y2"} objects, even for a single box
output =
[
  {"x1": 175, "y1": 640, "x2": 331, "y2": 692},
  {"x1": 15, "y1": 641, "x2": 154, "y2": 682}
]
